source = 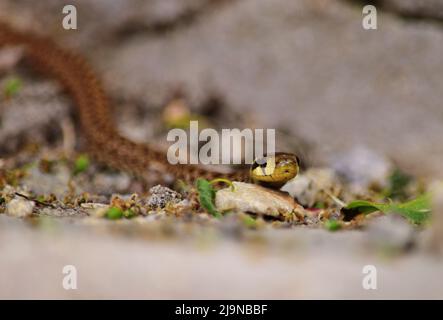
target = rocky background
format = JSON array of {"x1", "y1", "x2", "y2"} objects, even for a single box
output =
[{"x1": 0, "y1": 0, "x2": 443, "y2": 299}]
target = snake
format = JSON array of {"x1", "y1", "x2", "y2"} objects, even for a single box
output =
[{"x1": 0, "y1": 22, "x2": 299, "y2": 189}]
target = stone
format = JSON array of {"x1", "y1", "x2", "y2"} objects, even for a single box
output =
[
  {"x1": 281, "y1": 168, "x2": 341, "y2": 207},
  {"x1": 215, "y1": 182, "x2": 304, "y2": 220},
  {"x1": 147, "y1": 185, "x2": 182, "y2": 209},
  {"x1": 6, "y1": 198, "x2": 35, "y2": 218}
]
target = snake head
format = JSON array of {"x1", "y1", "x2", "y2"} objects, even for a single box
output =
[{"x1": 250, "y1": 152, "x2": 300, "y2": 188}]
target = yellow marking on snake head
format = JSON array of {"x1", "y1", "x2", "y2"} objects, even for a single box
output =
[{"x1": 250, "y1": 153, "x2": 300, "y2": 188}]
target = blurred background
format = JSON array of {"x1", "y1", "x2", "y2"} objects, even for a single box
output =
[{"x1": 2, "y1": 0, "x2": 443, "y2": 177}]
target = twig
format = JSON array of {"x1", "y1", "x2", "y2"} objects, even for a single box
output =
[{"x1": 14, "y1": 192, "x2": 56, "y2": 208}]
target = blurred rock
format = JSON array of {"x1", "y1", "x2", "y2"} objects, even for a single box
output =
[
  {"x1": 22, "y1": 164, "x2": 71, "y2": 199},
  {"x1": 91, "y1": 172, "x2": 132, "y2": 195},
  {"x1": 331, "y1": 147, "x2": 392, "y2": 193},
  {"x1": 0, "y1": 81, "x2": 69, "y2": 153},
  {"x1": 427, "y1": 181, "x2": 443, "y2": 255},
  {"x1": 366, "y1": 214, "x2": 416, "y2": 252},
  {"x1": 281, "y1": 168, "x2": 342, "y2": 207},
  {"x1": 281, "y1": 174, "x2": 312, "y2": 206},
  {"x1": 38, "y1": 206, "x2": 87, "y2": 218},
  {"x1": 0, "y1": 0, "x2": 213, "y2": 48}
]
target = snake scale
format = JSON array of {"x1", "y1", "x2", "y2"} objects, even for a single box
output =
[{"x1": 0, "y1": 22, "x2": 299, "y2": 187}]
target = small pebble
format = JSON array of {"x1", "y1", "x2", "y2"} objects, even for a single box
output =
[
  {"x1": 147, "y1": 185, "x2": 182, "y2": 209},
  {"x1": 6, "y1": 198, "x2": 35, "y2": 218}
]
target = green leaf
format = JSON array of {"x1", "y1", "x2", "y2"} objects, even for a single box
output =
[
  {"x1": 345, "y1": 194, "x2": 431, "y2": 225},
  {"x1": 4, "y1": 77, "x2": 22, "y2": 97},
  {"x1": 73, "y1": 154, "x2": 90, "y2": 175},
  {"x1": 196, "y1": 178, "x2": 222, "y2": 218},
  {"x1": 105, "y1": 207, "x2": 123, "y2": 220},
  {"x1": 314, "y1": 202, "x2": 325, "y2": 209}
]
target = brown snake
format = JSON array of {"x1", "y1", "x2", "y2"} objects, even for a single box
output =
[
  {"x1": 0, "y1": 22, "x2": 251, "y2": 184},
  {"x1": 0, "y1": 22, "x2": 303, "y2": 189}
]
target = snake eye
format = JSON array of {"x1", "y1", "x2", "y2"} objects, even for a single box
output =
[{"x1": 252, "y1": 158, "x2": 267, "y2": 170}]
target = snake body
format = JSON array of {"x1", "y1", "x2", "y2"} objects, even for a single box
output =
[{"x1": 0, "y1": 22, "x2": 298, "y2": 187}]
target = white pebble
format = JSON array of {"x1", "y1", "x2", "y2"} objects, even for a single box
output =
[
  {"x1": 6, "y1": 198, "x2": 35, "y2": 218},
  {"x1": 216, "y1": 182, "x2": 304, "y2": 219}
]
